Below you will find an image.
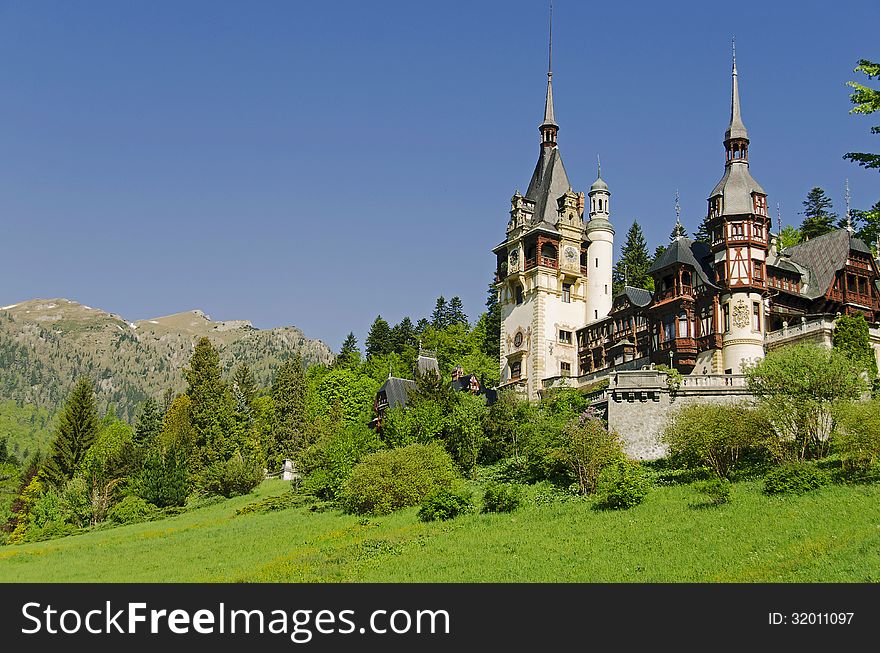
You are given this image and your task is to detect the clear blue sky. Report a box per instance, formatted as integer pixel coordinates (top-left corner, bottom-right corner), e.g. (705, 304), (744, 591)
(0, 0), (877, 351)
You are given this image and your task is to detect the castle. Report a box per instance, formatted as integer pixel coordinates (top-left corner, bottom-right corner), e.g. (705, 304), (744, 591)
(492, 48), (880, 437)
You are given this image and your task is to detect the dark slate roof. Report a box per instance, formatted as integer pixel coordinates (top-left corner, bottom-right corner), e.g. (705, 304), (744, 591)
(378, 377), (416, 410)
(451, 374), (480, 393)
(416, 354), (440, 377)
(525, 146), (570, 230)
(709, 162), (766, 214)
(621, 285), (652, 307)
(785, 228), (862, 300)
(647, 237), (717, 287)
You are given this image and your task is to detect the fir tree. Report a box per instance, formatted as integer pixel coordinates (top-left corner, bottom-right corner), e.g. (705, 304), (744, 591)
(447, 297), (468, 326)
(184, 337), (235, 465)
(231, 363), (258, 408)
(365, 315), (393, 358)
(134, 398), (162, 446)
(799, 187), (837, 240)
(415, 318), (430, 336)
(390, 317), (417, 354)
(161, 387), (174, 415)
(431, 296), (449, 328)
(482, 283), (501, 360)
(271, 356), (306, 462)
(612, 221), (652, 294)
(693, 214), (712, 245)
(43, 377), (99, 488)
(670, 221), (688, 241)
(336, 332), (361, 368)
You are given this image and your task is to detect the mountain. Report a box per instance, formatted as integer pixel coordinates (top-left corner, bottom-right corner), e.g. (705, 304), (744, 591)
(0, 299), (334, 422)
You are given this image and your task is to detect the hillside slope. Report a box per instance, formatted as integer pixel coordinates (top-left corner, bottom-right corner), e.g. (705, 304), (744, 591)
(0, 299), (334, 421)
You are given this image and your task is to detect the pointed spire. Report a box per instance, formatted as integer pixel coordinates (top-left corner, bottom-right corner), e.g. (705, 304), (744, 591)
(725, 38), (749, 142)
(671, 189), (686, 241)
(845, 179), (854, 233)
(540, 2), (558, 131)
(597, 155), (601, 179)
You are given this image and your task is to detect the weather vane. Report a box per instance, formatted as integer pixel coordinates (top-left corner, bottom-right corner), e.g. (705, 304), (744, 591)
(845, 179), (853, 233)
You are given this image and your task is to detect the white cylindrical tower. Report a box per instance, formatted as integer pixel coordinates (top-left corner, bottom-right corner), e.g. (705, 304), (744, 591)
(585, 173), (614, 323)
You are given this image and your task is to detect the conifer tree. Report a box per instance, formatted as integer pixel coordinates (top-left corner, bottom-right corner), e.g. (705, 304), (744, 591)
(43, 377), (99, 488)
(799, 187), (837, 240)
(415, 318), (430, 336)
(482, 283), (501, 360)
(271, 356), (306, 462)
(184, 337), (234, 465)
(336, 332), (361, 367)
(612, 221), (652, 294)
(365, 316), (393, 358)
(134, 398), (162, 446)
(447, 297), (468, 326)
(231, 363), (257, 408)
(431, 296), (449, 328)
(843, 59), (880, 172)
(390, 317), (417, 354)
(693, 214), (711, 245)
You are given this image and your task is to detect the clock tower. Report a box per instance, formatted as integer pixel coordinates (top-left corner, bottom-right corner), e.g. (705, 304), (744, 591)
(493, 60), (599, 400)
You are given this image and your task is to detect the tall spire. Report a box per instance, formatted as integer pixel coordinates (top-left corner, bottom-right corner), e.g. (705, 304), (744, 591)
(845, 179), (854, 233)
(671, 189), (686, 241)
(539, 2), (558, 145)
(725, 38), (749, 143)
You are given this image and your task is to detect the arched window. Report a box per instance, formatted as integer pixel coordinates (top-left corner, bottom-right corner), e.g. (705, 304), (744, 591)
(515, 284), (524, 305)
(540, 243), (557, 260)
(510, 361), (522, 380)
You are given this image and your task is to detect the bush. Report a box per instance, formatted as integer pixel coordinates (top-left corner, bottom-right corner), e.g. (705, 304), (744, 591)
(834, 400), (880, 474)
(138, 446), (190, 508)
(107, 495), (158, 524)
(235, 493), (305, 516)
(482, 482), (524, 513)
(594, 461), (650, 510)
(553, 409), (625, 495)
(662, 403), (763, 479)
(417, 488), (473, 522)
(763, 461), (828, 495)
(299, 422), (382, 500)
(201, 451), (263, 498)
(694, 477), (732, 505)
(342, 443), (458, 515)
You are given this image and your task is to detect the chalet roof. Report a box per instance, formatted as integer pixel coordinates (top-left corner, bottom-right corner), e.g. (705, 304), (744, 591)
(378, 377), (416, 410)
(416, 352), (440, 377)
(784, 228), (872, 300)
(613, 285), (652, 308)
(525, 146), (571, 231)
(647, 237), (717, 288)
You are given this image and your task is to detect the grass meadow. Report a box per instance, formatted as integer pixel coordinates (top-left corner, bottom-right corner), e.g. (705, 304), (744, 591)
(1, 478), (878, 582)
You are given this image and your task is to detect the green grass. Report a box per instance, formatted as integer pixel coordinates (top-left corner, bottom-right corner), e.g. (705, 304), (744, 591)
(1, 479), (878, 582)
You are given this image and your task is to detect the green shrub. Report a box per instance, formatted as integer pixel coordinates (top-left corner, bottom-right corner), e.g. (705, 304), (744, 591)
(235, 493), (305, 516)
(662, 403), (763, 479)
(553, 409), (625, 495)
(763, 462), (828, 495)
(138, 446), (190, 508)
(107, 495), (158, 524)
(694, 477), (732, 505)
(834, 400), (880, 474)
(299, 422), (382, 500)
(594, 461), (650, 510)
(201, 451), (263, 498)
(60, 477), (93, 528)
(342, 443), (458, 515)
(482, 482), (524, 513)
(417, 488), (473, 522)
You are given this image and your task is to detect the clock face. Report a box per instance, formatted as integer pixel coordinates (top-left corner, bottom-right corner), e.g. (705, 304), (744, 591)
(514, 332), (523, 348)
(510, 250), (519, 261)
(564, 246), (578, 261)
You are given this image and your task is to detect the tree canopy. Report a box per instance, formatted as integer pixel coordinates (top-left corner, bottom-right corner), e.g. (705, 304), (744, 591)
(844, 59), (880, 172)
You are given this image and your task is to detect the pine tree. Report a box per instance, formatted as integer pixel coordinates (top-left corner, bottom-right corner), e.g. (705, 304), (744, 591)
(161, 388), (174, 415)
(415, 318), (430, 337)
(271, 356), (306, 463)
(447, 297), (468, 326)
(134, 398), (162, 446)
(693, 214), (712, 244)
(431, 296), (449, 328)
(390, 317), (417, 354)
(43, 377), (99, 488)
(670, 221), (688, 241)
(231, 363), (257, 407)
(851, 201), (880, 248)
(799, 187), (838, 240)
(482, 283), (501, 360)
(365, 316), (393, 358)
(184, 337), (234, 465)
(336, 332), (360, 368)
(612, 221), (652, 294)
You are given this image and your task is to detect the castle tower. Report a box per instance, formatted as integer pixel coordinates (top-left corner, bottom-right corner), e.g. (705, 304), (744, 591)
(493, 44), (591, 400)
(706, 46), (770, 373)
(584, 161), (615, 323)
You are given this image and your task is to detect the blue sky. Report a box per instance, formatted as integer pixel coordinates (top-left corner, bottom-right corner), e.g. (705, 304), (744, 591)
(0, 0), (877, 350)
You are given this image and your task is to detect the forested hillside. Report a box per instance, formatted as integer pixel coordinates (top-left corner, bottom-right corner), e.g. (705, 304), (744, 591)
(0, 299), (334, 421)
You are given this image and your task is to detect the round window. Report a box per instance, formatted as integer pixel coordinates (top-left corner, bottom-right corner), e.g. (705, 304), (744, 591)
(513, 332), (523, 348)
